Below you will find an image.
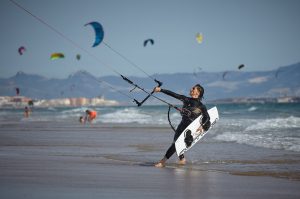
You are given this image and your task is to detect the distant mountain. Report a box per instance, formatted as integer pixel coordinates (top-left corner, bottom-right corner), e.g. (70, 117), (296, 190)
(0, 63), (299, 105)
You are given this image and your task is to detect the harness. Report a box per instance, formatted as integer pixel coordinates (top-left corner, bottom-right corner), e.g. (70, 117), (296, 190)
(167, 106), (200, 133)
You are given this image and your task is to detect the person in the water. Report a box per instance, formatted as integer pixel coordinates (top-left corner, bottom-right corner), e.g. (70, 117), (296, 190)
(79, 109), (97, 124)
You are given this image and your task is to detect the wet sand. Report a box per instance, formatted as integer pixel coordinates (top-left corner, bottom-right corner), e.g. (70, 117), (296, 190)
(0, 121), (300, 199)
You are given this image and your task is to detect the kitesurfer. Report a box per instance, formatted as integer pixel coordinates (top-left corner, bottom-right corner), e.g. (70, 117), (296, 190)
(153, 84), (210, 168)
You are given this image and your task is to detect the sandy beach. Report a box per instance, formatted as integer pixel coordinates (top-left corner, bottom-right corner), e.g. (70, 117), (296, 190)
(0, 120), (299, 199)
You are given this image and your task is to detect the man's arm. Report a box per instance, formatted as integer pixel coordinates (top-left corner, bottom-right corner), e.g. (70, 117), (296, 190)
(153, 87), (186, 101)
(200, 105), (210, 131)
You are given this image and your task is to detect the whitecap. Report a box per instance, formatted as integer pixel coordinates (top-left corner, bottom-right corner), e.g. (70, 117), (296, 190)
(248, 106), (257, 112)
(100, 108), (152, 124)
(214, 131), (300, 152)
(245, 116), (300, 131)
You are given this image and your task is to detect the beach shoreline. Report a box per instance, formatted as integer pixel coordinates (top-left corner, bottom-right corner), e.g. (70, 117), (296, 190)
(0, 121), (299, 198)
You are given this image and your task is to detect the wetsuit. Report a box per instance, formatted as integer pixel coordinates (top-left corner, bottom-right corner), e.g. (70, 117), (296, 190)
(161, 89), (210, 160)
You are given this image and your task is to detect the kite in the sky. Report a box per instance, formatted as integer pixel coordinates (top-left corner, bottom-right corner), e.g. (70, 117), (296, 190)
(222, 71), (229, 80)
(85, 21), (104, 47)
(195, 33), (203, 44)
(238, 64), (245, 70)
(18, 46), (26, 55)
(193, 67), (202, 77)
(143, 39), (154, 47)
(50, 53), (65, 60)
(223, 64), (245, 80)
(76, 54), (81, 60)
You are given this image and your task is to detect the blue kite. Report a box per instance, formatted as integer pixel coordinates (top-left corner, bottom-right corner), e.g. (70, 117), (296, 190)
(85, 21), (104, 47)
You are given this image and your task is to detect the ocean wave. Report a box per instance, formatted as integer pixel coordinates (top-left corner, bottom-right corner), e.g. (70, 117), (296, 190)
(248, 106), (257, 112)
(100, 108), (151, 124)
(57, 107), (97, 120)
(20, 115), (52, 122)
(214, 131), (300, 152)
(98, 107), (182, 125)
(245, 116), (300, 131)
(99, 108), (156, 124)
(214, 116), (300, 152)
(47, 107), (57, 111)
(60, 107), (87, 114)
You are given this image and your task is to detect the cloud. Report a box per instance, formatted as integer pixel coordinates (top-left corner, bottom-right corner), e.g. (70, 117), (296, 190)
(267, 87), (291, 95)
(207, 81), (240, 91)
(248, 76), (268, 84)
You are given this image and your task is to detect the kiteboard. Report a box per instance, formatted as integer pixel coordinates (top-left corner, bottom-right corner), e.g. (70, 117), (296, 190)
(175, 106), (219, 156)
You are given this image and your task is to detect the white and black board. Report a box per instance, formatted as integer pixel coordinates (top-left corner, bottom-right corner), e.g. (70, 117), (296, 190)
(175, 106), (219, 156)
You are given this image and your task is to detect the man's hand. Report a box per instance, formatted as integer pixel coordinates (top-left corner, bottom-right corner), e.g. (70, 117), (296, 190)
(196, 126), (204, 133)
(153, 87), (161, 93)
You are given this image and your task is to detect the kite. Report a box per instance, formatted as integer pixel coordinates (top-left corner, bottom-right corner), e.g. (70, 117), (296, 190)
(222, 71), (229, 80)
(143, 39), (154, 47)
(238, 64), (245, 70)
(193, 67), (202, 77)
(50, 53), (65, 60)
(195, 33), (203, 44)
(76, 54), (81, 60)
(222, 64), (245, 80)
(18, 46), (26, 55)
(85, 21), (104, 47)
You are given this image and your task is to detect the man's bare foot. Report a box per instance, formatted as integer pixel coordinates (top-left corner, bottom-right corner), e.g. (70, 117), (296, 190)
(154, 162), (165, 168)
(178, 158), (186, 165)
(155, 158), (166, 168)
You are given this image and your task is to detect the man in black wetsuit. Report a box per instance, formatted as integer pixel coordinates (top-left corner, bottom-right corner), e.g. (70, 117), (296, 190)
(153, 84), (210, 168)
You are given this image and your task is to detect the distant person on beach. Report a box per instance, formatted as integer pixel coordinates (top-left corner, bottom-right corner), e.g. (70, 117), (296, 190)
(84, 109), (97, 123)
(79, 116), (85, 123)
(153, 84), (210, 168)
(24, 106), (31, 118)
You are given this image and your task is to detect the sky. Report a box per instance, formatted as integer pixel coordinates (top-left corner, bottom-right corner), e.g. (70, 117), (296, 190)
(0, 0), (300, 78)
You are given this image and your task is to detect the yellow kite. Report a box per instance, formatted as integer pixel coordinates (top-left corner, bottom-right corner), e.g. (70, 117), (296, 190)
(196, 33), (203, 44)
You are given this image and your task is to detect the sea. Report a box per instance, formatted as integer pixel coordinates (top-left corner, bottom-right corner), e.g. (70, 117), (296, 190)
(1, 102), (300, 179)
(1, 103), (300, 153)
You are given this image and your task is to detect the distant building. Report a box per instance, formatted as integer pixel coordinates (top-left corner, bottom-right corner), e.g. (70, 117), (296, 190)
(277, 96), (300, 103)
(0, 96), (119, 108)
